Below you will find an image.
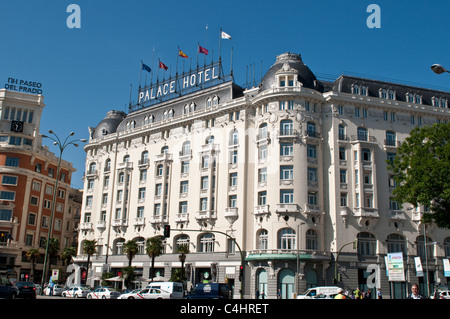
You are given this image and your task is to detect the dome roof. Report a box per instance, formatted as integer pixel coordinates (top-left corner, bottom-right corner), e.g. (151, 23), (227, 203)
(91, 110), (126, 139)
(260, 52), (320, 92)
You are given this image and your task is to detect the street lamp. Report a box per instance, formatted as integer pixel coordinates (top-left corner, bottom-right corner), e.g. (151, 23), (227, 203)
(431, 64), (450, 74)
(39, 130), (86, 295)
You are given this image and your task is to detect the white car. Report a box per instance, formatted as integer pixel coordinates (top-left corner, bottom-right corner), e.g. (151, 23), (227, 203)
(62, 286), (91, 298)
(119, 287), (172, 299)
(431, 290), (450, 299)
(87, 287), (121, 299)
(44, 284), (65, 296)
(118, 289), (141, 299)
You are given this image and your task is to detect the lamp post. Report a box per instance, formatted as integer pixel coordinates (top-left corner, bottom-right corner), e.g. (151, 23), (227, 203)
(431, 64), (450, 74)
(39, 130), (86, 295)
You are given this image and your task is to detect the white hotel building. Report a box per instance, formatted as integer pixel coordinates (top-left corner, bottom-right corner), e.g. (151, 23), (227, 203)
(75, 53), (450, 298)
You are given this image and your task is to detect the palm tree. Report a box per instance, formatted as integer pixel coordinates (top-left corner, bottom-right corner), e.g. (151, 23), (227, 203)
(82, 239), (97, 285)
(26, 248), (40, 283)
(44, 238), (60, 282)
(61, 247), (77, 266)
(123, 239), (139, 267)
(177, 244), (190, 282)
(145, 236), (164, 281)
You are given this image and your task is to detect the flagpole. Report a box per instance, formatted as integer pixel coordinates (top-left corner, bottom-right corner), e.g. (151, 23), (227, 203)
(139, 60), (143, 89)
(219, 27), (222, 61)
(230, 46), (234, 80)
(176, 46), (180, 76)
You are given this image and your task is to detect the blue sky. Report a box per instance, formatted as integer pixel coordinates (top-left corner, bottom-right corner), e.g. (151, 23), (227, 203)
(1, 0), (449, 189)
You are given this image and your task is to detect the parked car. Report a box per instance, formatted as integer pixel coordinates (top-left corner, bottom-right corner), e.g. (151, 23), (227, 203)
(146, 282), (184, 299)
(117, 287), (173, 299)
(186, 283), (231, 299)
(44, 284), (65, 296)
(15, 281), (36, 299)
(118, 289), (141, 299)
(0, 276), (18, 299)
(431, 290), (450, 299)
(296, 286), (341, 299)
(87, 287), (121, 299)
(62, 286), (91, 298)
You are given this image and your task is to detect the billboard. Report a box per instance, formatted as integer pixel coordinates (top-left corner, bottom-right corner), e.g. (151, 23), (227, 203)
(386, 252), (405, 281)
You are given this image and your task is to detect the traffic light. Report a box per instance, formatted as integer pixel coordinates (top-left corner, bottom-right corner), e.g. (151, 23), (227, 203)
(163, 224), (171, 238)
(239, 265), (244, 282)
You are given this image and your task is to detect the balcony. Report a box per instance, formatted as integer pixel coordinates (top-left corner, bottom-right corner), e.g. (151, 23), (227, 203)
(80, 222), (93, 231)
(224, 207), (239, 225)
(195, 210), (217, 222)
(150, 214), (168, 225)
(275, 204), (300, 214)
(388, 210), (406, 221)
(155, 153), (172, 162)
(254, 204), (270, 216)
(117, 162), (133, 170)
(256, 132), (270, 145)
(305, 204), (322, 216)
(133, 217), (146, 227)
(277, 129), (299, 139)
(112, 219), (128, 228)
(175, 213), (189, 223)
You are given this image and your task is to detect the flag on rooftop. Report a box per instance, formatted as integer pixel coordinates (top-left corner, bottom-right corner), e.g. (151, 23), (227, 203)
(198, 45), (209, 55)
(221, 31), (232, 40)
(159, 61), (168, 70)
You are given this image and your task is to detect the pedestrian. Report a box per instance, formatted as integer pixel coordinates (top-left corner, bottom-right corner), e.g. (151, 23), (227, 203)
(377, 288), (382, 299)
(277, 288), (282, 299)
(408, 283), (425, 299)
(334, 288), (347, 299)
(255, 288), (260, 299)
(261, 290), (266, 299)
(364, 288), (371, 299)
(354, 287), (362, 299)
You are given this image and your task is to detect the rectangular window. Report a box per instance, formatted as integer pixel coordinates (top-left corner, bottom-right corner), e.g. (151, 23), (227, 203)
(0, 191), (15, 201)
(180, 181), (188, 194)
(200, 198), (208, 211)
(201, 176), (209, 190)
(340, 193), (347, 206)
(340, 169), (347, 184)
(307, 167), (317, 182)
(5, 157), (19, 167)
(308, 192), (317, 205)
(179, 201), (188, 214)
(229, 172), (238, 186)
(258, 168), (267, 183)
(280, 165), (294, 180)
(2, 175), (17, 185)
(229, 195), (237, 207)
(307, 144), (316, 158)
(258, 191), (267, 205)
(280, 142), (293, 156)
(138, 187), (146, 200)
(280, 189), (294, 204)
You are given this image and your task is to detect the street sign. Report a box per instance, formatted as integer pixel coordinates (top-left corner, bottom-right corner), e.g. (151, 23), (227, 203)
(386, 252), (405, 281)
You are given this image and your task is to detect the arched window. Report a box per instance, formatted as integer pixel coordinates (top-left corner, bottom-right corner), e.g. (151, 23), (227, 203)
(386, 131), (396, 146)
(199, 233), (215, 252)
(113, 238), (125, 255)
(161, 146), (169, 154)
(88, 162), (96, 174)
(257, 229), (268, 250)
(338, 124), (346, 140)
(357, 127), (368, 141)
(175, 235), (190, 253)
(280, 120), (293, 136)
(306, 121), (316, 137)
(181, 141), (191, 156)
(141, 151), (149, 164)
(230, 129), (239, 146)
(357, 232), (377, 256)
(104, 159), (111, 172)
(387, 234), (406, 254)
(278, 269), (295, 299)
(258, 123), (268, 139)
(416, 235), (434, 259)
(306, 229), (318, 251)
(278, 228), (296, 250)
(256, 269), (268, 299)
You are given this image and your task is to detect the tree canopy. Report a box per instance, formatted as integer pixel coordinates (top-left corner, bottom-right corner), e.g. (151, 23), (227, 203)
(389, 122), (450, 228)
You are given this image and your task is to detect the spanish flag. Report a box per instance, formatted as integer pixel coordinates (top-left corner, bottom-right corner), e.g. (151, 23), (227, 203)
(179, 50), (188, 59)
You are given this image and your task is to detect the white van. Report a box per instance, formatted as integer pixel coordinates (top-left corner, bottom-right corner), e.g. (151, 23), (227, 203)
(296, 286), (341, 299)
(146, 281), (184, 299)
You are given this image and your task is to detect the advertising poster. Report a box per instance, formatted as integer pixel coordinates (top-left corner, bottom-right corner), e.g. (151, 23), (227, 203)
(387, 252), (405, 281)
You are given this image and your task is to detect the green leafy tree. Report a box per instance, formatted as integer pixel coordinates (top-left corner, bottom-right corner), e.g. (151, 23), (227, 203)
(177, 244), (190, 281)
(145, 236), (164, 281)
(389, 122), (450, 228)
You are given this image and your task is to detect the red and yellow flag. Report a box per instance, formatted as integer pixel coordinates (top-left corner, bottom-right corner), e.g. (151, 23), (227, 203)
(179, 50), (188, 59)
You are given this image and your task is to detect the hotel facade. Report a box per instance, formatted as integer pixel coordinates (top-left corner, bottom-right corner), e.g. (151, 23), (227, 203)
(75, 53), (450, 298)
(0, 89), (81, 283)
